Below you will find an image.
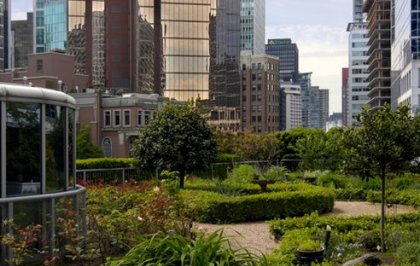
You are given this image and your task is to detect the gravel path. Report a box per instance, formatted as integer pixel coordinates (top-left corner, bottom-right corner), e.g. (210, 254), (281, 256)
(194, 201), (418, 255)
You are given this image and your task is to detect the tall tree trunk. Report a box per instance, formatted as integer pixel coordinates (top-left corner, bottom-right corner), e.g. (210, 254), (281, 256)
(380, 164), (386, 252)
(179, 168), (185, 189)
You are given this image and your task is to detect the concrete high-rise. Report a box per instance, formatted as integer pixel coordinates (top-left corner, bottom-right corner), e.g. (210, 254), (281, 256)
(266, 38), (299, 83)
(390, 0), (420, 114)
(11, 12), (33, 68)
(346, 18), (369, 125)
(0, 0), (10, 70)
(363, 0), (391, 109)
(280, 82), (302, 130)
(299, 72), (312, 128)
(342, 68), (349, 126)
(240, 0), (265, 54)
(239, 51), (280, 133)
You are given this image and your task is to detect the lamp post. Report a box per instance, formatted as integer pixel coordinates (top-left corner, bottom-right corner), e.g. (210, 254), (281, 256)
(58, 80), (63, 92)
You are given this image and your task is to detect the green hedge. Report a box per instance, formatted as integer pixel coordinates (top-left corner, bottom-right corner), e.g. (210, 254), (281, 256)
(182, 187), (335, 223)
(367, 189), (420, 207)
(185, 179), (322, 195)
(268, 212), (420, 240)
(76, 158), (136, 169)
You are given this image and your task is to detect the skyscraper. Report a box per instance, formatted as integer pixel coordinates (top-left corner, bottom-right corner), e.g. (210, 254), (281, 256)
(299, 72), (312, 128)
(0, 0), (10, 70)
(390, 0), (420, 114)
(35, 0), (86, 73)
(266, 38), (299, 83)
(240, 0), (265, 54)
(342, 67), (349, 126)
(280, 82), (302, 130)
(11, 12), (33, 68)
(346, 3), (369, 126)
(363, 0), (391, 109)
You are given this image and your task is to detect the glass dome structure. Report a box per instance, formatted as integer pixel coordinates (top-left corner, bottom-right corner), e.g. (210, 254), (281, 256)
(0, 83), (86, 263)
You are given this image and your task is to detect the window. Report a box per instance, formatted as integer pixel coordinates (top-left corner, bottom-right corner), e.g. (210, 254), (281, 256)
(102, 138), (112, 157)
(144, 111), (151, 125)
(123, 110), (130, 126)
(104, 111), (111, 127)
(137, 110), (143, 125)
(36, 59), (43, 72)
(114, 110), (121, 127)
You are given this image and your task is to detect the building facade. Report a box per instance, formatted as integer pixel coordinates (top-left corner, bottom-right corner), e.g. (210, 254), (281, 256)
(390, 0), (420, 114)
(326, 112), (343, 131)
(11, 12), (33, 68)
(239, 52), (280, 133)
(72, 92), (170, 157)
(240, 0), (265, 54)
(363, 0), (392, 109)
(0, 51), (89, 92)
(342, 68), (349, 126)
(280, 82), (302, 131)
(266, 38), (299, 83)
(0, 0), (10, 70)
(347, 22), (369, 125)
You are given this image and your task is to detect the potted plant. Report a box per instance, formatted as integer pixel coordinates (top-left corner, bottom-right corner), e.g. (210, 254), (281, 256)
(297, 239), (325, 264)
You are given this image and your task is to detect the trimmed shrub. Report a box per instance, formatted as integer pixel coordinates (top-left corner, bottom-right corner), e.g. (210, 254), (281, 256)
(333, 188), (368, 201)
(367, 189), (420, 207)
(182, 187), (335, 223)
(76, 158), (136, 169)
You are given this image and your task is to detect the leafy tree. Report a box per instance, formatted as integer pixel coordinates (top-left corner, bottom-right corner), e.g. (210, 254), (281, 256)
(76, 124), (103, 159)
(233, 132), (282, 166)
(296, 127), (345, 171)
(132, 103), (217, 189)
(343, 104), (419, 251)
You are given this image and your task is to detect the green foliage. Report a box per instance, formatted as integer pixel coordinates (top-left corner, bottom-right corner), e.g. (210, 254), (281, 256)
(317, 172), (350, 189)
(224, 164), (256, 184)
(217, 153), (240, 163)
(182, 186), (335, 223)
(366, 189), (420, 206)
(298, 239), (323, 251)
(395, 242), (420, 266)
(343, 104), (419, 179)
(105, 231), (264, 266)
(296, 128), (345, 171)
(76, 124), (104, 159)
(132, 103), (217, 188)
(76, 158), (135, 169)
(263, 165), (289, 181)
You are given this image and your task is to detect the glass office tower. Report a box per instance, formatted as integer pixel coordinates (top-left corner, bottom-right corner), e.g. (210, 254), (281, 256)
(0, 0), (10, 70)
(35, 0), (88, 74)
(135, 0), (241, 105)
(266, 38), (299, 83)
(390, 0), (420, 114)
(240, 0), (265, 54)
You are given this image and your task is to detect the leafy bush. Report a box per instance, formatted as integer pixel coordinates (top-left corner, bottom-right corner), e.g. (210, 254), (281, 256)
(333, 188), (368, 201)
(395, 242), (420, 266)
(77, 158), (135, 169)
(263, 165), (290, 181)
(182, 187), (335, 223)
(224, 164), (256, 184)
(354, 177), (382, 190)
(105, 231), (264, 266)
(391, 173), (420, 190)
(317, 172), (350, 189)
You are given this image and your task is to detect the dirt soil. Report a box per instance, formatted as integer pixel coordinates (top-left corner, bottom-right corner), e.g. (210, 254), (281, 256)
(194, 201), (418, 255)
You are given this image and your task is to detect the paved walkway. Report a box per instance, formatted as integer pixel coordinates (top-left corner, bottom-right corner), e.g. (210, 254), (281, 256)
(194, 201), (418, 255)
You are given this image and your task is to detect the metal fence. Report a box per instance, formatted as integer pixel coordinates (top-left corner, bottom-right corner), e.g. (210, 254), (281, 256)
(76, 167), (149, 184)
(0, 185), (86, 263)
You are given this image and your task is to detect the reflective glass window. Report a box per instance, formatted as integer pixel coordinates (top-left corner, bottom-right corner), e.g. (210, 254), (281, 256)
(6, 102), (42, 196)
(45, 105), (66, 192)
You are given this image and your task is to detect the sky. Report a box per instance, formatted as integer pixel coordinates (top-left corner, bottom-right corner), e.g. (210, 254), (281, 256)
(12, 0), (351, 114)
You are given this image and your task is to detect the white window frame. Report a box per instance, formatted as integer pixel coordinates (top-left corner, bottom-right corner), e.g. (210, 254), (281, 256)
(137, 110), (143, 126)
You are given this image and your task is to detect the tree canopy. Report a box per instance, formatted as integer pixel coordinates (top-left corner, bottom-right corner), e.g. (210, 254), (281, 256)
(132, 103), (217, 188)
(76, 124), (103, 159)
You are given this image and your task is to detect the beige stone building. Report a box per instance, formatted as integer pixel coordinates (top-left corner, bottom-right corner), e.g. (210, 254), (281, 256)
(240, 52), (280, 133)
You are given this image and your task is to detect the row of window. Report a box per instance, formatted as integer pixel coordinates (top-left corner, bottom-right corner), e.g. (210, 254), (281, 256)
(104, 109), (153, 128)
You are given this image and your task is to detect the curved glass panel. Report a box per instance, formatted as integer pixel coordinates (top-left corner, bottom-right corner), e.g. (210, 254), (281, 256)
(46, 105), (66, 192)
(6, 102), (41, 197)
